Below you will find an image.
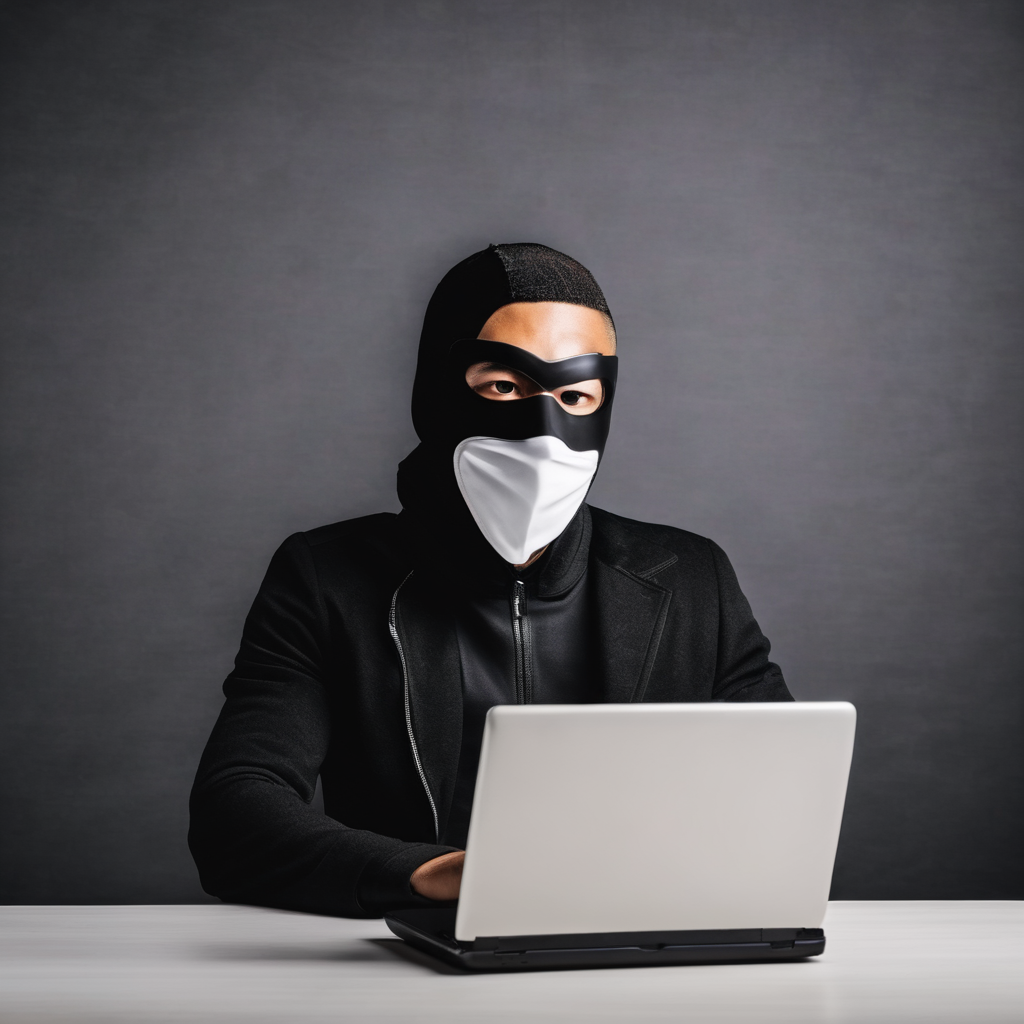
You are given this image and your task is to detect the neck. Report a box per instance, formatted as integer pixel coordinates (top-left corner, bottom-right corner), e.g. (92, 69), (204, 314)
(513, 546), (548, 572)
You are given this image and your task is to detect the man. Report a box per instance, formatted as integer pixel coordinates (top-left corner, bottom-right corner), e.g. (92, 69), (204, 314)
(189, 243), (791, 916)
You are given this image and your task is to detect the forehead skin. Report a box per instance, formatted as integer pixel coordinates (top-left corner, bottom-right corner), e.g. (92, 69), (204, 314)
(476, 301), (616, 361)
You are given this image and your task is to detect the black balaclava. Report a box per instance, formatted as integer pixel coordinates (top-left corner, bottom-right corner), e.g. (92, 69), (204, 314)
(398, 243), (617, 570)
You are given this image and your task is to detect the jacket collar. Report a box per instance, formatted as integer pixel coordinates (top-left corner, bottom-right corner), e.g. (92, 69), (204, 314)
(588, 507), (678, 703)
(533, 503), (591, 598)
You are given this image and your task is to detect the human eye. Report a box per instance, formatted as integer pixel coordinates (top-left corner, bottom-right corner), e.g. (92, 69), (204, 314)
(465, 362), (530, 400)
(555, 379), (604, 415)
(476, 375), (524, 400)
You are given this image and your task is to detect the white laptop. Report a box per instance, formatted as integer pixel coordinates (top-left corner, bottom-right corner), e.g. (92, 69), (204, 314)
(386, 701), (856, 970)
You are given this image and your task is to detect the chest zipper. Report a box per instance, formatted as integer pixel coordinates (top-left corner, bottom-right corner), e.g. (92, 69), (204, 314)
(388, 571), (440, 843)
(511, 580), (534, 705)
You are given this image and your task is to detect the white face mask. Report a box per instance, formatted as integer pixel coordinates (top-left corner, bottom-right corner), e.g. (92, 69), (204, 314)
(453, 435), (599, 565)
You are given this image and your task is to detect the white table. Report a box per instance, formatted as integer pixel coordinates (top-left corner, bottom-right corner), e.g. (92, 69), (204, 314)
(1, 902), (1021, 1022)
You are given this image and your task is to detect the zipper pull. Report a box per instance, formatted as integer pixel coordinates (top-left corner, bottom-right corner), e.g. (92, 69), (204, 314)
(513, 580), (527, 618)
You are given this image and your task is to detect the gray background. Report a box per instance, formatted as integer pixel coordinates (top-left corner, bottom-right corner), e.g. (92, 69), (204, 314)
(1, 0), (1021, 904)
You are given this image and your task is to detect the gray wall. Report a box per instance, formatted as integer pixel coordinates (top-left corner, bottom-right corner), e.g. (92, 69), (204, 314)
(1, 0), (1021, 903)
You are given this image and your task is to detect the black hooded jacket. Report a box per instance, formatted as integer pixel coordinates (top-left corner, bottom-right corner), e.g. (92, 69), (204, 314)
(188, 245), (792, 917)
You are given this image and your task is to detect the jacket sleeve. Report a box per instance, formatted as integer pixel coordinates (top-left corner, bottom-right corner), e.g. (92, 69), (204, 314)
(706, 539), (794, 702)
(188, 533), (456, 917)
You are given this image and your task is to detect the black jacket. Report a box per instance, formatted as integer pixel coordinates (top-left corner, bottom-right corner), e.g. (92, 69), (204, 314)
(189, 505), (791, 917)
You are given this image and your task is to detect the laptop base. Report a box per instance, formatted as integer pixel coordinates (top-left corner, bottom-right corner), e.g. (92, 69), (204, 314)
(384, 908), (825, 972)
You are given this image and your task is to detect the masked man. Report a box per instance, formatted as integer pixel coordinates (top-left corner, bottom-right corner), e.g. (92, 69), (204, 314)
(189, 243), (792, 916)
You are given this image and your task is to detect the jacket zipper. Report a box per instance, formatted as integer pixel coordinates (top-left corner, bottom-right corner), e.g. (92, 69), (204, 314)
(388, 571), (440, 843)
(511, 580), (534, 704)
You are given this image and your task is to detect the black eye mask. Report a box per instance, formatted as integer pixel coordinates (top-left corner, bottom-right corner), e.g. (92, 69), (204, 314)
(443, 339), (619, 455)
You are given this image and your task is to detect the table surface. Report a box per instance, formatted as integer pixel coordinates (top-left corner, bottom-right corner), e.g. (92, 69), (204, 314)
(0, 902), (1021, 1023)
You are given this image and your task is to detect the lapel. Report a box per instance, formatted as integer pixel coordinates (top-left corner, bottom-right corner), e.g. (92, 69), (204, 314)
(392, 570), (463, 842)
(590, 511), (677, 703)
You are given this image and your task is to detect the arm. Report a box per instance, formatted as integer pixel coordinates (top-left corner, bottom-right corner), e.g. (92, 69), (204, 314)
(706, 539), (793, 702)
(188, 534), (456, 917)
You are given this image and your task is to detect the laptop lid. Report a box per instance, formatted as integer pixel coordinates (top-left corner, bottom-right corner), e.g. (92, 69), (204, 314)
(455, 701), (856, 942)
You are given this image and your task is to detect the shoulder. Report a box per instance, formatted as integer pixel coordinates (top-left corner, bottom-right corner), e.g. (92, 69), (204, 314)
(587, 505), (725, 575)
(300, 512), (400, 550)
(588, 505), (711, 553)
(270, 512), (408, 585)
(587, 506), (744, 601)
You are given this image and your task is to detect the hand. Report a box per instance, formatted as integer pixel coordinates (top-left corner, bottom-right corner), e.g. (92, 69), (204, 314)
(410, 851), (465, 901)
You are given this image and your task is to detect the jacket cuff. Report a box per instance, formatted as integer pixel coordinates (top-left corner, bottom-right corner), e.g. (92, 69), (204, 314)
(356, 842), (459, 916)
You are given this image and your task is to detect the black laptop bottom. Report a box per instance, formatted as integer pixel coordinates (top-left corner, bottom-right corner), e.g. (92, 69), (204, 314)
(384, 908), (825, 972)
